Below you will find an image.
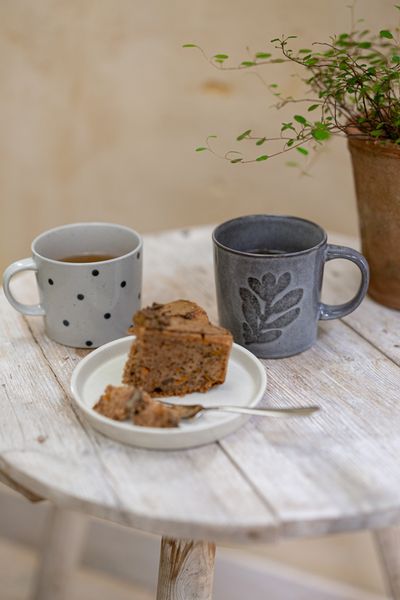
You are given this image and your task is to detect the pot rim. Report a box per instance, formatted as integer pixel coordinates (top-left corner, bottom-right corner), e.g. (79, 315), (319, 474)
(347, 127), (400, 158)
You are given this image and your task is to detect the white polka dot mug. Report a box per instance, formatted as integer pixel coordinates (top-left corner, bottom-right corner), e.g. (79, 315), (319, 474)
(2, 222), (143, 348)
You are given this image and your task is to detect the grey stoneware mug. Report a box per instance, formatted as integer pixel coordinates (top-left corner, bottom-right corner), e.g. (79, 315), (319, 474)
(2, 222), (142, 348)
(213, 215), (369, 358)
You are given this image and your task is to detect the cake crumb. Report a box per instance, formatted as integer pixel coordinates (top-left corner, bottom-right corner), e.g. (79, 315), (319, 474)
(94, 385), (180, 428)
(93, 385), (134, 421)
(133, 394), (180, 428)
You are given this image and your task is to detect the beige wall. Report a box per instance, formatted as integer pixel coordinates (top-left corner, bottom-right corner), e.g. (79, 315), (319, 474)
(0, 0), (393, 270)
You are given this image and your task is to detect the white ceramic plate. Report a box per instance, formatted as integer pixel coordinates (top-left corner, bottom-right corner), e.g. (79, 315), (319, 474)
(70, 336), (267, 450)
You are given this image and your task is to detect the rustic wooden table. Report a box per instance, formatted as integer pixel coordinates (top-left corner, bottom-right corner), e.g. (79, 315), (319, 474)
(1, 226), (400, 600)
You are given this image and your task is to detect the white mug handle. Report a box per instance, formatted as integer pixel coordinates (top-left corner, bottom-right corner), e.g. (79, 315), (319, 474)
(2, 258), (45, 316)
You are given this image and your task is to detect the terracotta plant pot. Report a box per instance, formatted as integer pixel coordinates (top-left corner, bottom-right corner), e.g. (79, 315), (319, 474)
(348, 136), (400, 310)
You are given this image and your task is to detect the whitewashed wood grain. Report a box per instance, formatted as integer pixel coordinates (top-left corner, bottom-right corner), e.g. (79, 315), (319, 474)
(0, 488), (385, 600)
(319, 231), (400, 367)
(1, 226), (400, 544)
(0, 468), (42, 502)
(143, 227), (400, 538)
(156, 538), (215, 600)
(0, 275), (276, 543)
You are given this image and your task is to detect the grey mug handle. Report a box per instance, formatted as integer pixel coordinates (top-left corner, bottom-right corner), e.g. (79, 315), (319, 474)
(319, 244), (369, 320)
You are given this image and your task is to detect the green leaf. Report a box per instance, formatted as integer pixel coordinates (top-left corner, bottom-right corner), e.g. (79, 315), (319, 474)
(281, 122), (295, 132)
(269, 83), (278, 88)
(311, 124), (331, 141)
(256, 155), (269, 161)
(294, 115), (307, 125)
(182, 43), (197, 48)
(380, 30), (394, 39)
(357, 42), (372, 49)
(195, 147), (207, 152)
(287, 139), (295, 147)
(214, 59), (224, 63)
(255, 52), (271, 59)
(307, 104), (320, 112)
(230, 158), (243, 163)
(237, 129), (252, 141)
(214, 54), (229, 59)
(241, 61), (256, 67)
(392, 55), (400, 63)
(396, 4), (400, 9)
(286, 161), (299, 167)
(296, 147), (309, 156)
(299, 48), (312, 53)
(305, 57), (318, 66)
(256, 137), (267, 146)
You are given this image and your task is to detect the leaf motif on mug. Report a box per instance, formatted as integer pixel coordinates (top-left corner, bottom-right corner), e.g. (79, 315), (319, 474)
(275, 272), (291, 295)
(256, 330), (282, 343)
(242, 322), (256, 344)
(271, 289), (304, 314)
(239, 271), (303, 346)
(260, 272), (276, 302)
(239, 287), (261, 334)
(248, 277), (262, 297)
(263, 307), (300, 330)
(262, 272), (276, 288)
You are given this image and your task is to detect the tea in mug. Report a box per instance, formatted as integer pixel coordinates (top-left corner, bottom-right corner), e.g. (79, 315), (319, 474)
(58, 254), (117, 263)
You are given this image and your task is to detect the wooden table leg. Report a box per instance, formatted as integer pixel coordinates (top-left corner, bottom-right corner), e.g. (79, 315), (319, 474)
(32, 505), (87, 600)
(156, 537), (216, 600)
(374, 526), (400, 599)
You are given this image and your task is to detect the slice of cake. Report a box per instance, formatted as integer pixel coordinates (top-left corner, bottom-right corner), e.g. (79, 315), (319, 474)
(123, 300), (233, 397)
(93, 384), (180, 428)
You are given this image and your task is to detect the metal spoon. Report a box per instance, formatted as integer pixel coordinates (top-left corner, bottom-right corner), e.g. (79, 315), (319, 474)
(159, 402), (319, 420)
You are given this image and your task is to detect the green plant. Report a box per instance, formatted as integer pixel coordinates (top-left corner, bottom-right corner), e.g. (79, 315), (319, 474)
(184, 6), (400, 164)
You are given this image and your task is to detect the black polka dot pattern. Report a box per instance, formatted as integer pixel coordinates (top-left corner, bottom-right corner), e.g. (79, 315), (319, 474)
(53, 270), (136, 348)
(137, 252), (140, 260)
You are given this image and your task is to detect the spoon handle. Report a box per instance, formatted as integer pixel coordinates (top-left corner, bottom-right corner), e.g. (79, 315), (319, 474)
(204, 405), (320, 417)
